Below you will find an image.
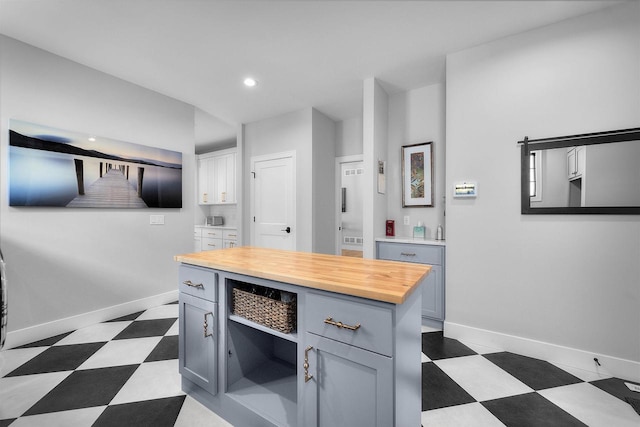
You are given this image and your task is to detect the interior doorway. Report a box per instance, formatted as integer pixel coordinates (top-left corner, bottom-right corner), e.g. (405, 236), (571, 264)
(251, 152), (296, 250)
(335, 155), (364, 257)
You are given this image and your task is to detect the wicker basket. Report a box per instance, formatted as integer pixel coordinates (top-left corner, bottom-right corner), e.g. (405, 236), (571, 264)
(232, 288), (296, 334)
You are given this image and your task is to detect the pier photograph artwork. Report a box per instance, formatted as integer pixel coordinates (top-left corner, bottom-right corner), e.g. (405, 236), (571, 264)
(8, 120), (182, 208)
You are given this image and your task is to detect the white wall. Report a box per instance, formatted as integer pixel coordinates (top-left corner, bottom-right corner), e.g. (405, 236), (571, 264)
(336, 116), (363, 158)
(387, 84), (446, 239)
(312, 109), (336, 254)
(362, 78), (388, 258)
(445, 3), (640, 380)
(0, 36), (195, 347)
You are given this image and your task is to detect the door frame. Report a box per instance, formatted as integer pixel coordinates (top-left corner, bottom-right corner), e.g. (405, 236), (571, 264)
(335, 154), (364, 255)
(250, 150), (296, 249)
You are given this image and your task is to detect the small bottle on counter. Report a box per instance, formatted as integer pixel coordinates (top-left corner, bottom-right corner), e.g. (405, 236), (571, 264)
(436, 224), (444, 240)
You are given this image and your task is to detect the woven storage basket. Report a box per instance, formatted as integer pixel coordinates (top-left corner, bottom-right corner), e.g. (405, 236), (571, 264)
(232, 288), (296, 334)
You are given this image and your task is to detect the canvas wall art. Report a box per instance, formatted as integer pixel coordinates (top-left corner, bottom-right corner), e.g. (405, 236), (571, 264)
(402, 142), (433, 207)
(9, 120), (182, 208)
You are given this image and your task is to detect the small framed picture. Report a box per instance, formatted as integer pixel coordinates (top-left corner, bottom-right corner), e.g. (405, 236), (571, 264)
(402, 142), (433, 207)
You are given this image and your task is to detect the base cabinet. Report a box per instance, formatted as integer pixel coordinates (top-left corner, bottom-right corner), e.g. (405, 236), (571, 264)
(302, 333), (393, 427)
(179, 293), (217, 396)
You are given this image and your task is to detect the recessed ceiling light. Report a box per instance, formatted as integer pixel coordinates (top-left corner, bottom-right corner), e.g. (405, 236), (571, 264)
(88, 137), (96, 142)
(243, 77), (257, 87)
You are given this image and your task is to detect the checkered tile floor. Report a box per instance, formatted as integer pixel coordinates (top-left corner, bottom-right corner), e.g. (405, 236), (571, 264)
(1, 304), (639, 426)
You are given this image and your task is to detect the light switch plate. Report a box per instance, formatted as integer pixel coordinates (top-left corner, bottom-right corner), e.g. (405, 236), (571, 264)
(403, 216), (410, 225)
(150, 215), (165, 225)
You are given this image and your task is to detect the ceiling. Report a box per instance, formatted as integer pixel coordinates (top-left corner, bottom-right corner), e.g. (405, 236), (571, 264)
(0, 1), (624, 148)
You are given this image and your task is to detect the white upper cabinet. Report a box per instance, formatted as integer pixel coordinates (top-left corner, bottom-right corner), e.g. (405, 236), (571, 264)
(198, 148), (236, 205)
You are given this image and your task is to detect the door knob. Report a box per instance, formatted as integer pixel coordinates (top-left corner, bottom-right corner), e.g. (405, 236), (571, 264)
(281, 226), (291, 233)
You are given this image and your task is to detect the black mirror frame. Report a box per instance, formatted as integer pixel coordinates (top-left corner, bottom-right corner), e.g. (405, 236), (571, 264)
(520, 127), (640, 215)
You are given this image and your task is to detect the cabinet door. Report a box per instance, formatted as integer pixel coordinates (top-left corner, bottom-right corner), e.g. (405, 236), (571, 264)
(302, 333), (393, 427)
(197, 157), (215, 204)
(179, 293), (217, 396)
(213, 153), (236, 203)
(422, 264), (444, 320)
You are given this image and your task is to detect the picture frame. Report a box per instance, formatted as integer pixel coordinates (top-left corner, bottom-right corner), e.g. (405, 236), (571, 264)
(402, 142), (433, 207)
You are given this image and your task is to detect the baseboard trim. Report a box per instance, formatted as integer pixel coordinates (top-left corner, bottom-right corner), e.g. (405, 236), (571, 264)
(4, 290), (178, 349)
(444, 321), (640, 383)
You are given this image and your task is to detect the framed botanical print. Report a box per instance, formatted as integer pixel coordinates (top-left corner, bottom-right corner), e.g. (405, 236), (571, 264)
(402, 142), (433, 207)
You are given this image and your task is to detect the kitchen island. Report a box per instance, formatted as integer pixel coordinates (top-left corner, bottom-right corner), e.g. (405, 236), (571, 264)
(175, 246), (431, 427)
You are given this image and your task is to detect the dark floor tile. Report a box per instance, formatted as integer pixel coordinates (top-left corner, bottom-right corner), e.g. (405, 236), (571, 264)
(422, 331), (476, 360)
(113, 319), (176, 340)
(145, 335), (178, 362)
(5, 342), (106, 377)
(93, 395), (186, 427)
(23, 365), (139, 416)
(0, 419), (16, 427)
(106, 310), (145, 322)
(484, 352), (582, 390)
(482, 392), (587, 427)
(422, 361), (476, 411)
(590, 377), (640, 402)
(15, 331), (74, 348)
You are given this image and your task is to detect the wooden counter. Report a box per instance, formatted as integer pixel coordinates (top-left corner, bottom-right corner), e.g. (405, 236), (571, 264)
(174, 246), (430, 304)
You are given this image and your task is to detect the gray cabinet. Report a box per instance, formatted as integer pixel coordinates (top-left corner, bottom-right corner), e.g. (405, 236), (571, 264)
(376, 240), (445, 325)
(302, 333), (393, 427)
(178, 265), (218, 396)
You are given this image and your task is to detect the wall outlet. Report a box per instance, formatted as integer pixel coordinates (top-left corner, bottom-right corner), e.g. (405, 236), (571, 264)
(403, 215), (410, 225)
(150, 215), (165, 225)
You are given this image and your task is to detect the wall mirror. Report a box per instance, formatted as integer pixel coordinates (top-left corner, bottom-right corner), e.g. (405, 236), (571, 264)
(519, 127), (640, 214)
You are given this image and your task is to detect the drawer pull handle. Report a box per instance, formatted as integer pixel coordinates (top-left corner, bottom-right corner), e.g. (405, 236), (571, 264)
(304, 346), (313, 383)
(400, 252), (416, 257)
(324, 317), (361, 331)
(204, 312), (213, 338)
(183, 280), (204, 289)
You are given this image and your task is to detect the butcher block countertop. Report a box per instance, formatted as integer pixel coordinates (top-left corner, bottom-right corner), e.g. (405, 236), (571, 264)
(174, 246), (431, 304)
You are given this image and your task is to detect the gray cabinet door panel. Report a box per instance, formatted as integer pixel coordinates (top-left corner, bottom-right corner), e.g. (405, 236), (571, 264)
(303, 333), (393, 427)
(422, 264), (443, 320)
(179, 293), (217, 396)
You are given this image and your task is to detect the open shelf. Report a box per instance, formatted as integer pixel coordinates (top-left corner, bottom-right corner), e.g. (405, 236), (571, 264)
(227, 357), (297, 427)
(226, 320), (298, 427)
(228, 314), (298, 343)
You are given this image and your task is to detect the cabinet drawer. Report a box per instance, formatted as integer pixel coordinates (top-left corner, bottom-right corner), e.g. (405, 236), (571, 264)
(179, 265), (217, 301)
(202, 228), (222, 238)
(377, 242), (443, 265)
(202, 237), (223, 251)
(223, 229), (237, 241)
(306, 292), (392, 356)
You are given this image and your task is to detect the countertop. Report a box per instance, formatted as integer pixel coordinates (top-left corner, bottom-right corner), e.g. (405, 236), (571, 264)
(175, 246), (431, 304)
(195, 225), (237, 229)
(376, 237), (446, 246)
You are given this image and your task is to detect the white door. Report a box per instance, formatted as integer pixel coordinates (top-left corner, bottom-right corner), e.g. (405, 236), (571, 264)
(251, 153), (296, 250)
(335, 157), (364, 257)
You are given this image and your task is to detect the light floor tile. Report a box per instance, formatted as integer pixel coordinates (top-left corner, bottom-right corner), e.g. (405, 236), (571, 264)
(435, 355), (533, 402)
(136, 304), (179, 320)
(549, 362), (612, 383)
(539, 382), (640, 427)
(422, 352), (431, 363)
(422, 325), (441, 333)
(54, 322), (131, 346)
(459, 340), (502, 355)
(174, 395), (234, 427)
(165, 319), (179, 336)
(0, 347), (48, 377)
(77, 337), (162, 370)
(421, 402), (505, 427)
(0, 371), (71, 418)
(109, 359), (184, 405)
(9, 406), (106, 427)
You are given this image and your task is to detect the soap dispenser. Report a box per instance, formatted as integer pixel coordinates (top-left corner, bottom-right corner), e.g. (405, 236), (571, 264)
(436, 224), (444, 241)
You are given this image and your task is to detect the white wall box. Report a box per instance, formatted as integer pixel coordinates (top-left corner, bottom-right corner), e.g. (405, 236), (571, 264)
(376, 239), (445, 328)
(198, 148), (237, 205)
